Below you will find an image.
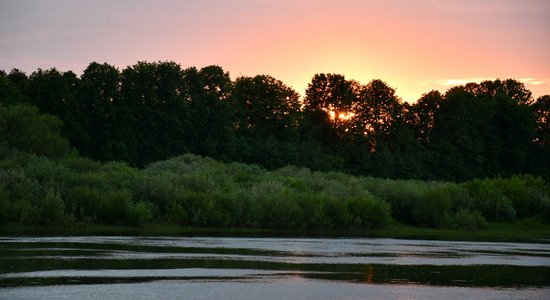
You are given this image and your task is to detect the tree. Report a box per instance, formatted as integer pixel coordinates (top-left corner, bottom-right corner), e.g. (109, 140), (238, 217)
(232, 75), (301, 139)
(120, 61), (189, 165)
(531, 95), (550, 145)
(429, 87), (489, 180)
(26, 68), (79, 118)
(464, 79), (533, 105)
(0, 104), (71, 158)
(7, 69), (29, 93)
(77, 62), (120, 160)
(0, 71), (27, 105)
(184, 65), (233, 158)
(231, 75), (302, 168)
(354, 79), (404, 152)
(529, 95), (550, 180)
(406, 90), (443, 142)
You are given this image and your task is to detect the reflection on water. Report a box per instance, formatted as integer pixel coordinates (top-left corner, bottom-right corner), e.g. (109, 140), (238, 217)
(1, 236), (549, 299)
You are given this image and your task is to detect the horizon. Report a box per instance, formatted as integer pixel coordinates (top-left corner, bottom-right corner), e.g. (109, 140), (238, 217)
(1, 0), (549, 102)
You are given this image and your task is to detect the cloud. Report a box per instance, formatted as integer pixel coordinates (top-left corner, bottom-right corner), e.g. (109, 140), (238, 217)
(422, 78), (492, 86)
(518, 78), (548, 86)
(423, 77), (550, 87)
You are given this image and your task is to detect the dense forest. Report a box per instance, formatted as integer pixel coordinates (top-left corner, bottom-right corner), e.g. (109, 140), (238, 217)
(1, 62), (548, 181)
(0, 61), (549, 230)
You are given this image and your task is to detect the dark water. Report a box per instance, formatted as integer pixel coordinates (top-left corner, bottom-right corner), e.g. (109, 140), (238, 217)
(1, 236), (549, 299)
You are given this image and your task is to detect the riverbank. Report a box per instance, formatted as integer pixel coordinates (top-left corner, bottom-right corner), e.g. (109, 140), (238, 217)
(1, 221), (549, 243)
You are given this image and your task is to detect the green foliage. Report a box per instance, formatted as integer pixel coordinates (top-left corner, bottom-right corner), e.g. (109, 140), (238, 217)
(411, 187), (453, 228)
(38, 189), (65, 225)
(3, 61), (548, 182)
(0, 86), (548, 231)
(465, 179), (516, 221)
(128, 201), (153, 227)
(65, 186), (101, 222)
(347, 195), (391, 229)
(0, 104), (71, 158)
(0, 185), (9, 223)
(452, 209), (487, 230)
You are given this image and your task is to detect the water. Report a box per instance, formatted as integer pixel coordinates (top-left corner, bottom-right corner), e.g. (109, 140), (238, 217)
(1, 236), (549, 299)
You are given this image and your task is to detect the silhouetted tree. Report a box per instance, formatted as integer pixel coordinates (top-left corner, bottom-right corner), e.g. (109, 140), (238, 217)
(406, 90), (443, 142)
(184, 65), (233, 158)
(532, 95), (550, 145)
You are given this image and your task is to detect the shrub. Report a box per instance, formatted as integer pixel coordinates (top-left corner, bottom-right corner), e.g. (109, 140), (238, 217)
(412, 187), (453, 228)
(0, 169), (43, 204)
(100, 190), (134, 225)
(10, 200), (38, 223)
(452, 209), (487, 230)
(493, 175), (549, 220)
(257, 193), (303, 228)
(38, 189), (65, 225)
(323, 197), (350, 228)
(173, 191), (209, 226)
(347, 195), (391, 229)
(465, 179), (516, 221)
(65, 186), (101, 222)
(367, 179), (429, 224)
(60, 156), (102, 172)
(0, 185), (9, 223)
(0, 104), (71, 158)
(102, 161), (138, 190)
(294, 193), (326, 229)
(133, 174), (178, 217)
(128, 201), (152, 227)
(209, 193), (239, 227)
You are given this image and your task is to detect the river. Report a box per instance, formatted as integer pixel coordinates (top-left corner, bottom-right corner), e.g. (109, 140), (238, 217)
(1, 236), (549, 299)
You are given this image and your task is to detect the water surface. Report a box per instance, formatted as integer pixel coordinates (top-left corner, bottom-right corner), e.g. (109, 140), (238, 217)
(1, 236), (549, 299)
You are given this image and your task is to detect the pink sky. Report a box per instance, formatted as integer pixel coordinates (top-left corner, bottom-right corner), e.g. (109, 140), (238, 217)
(1, 0), (549, 102)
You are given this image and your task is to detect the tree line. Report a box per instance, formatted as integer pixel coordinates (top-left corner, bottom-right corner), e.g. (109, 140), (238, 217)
(1, 61), (549, 181)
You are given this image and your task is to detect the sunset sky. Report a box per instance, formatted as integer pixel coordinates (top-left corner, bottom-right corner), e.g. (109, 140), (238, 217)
(1, 0), (549, 102)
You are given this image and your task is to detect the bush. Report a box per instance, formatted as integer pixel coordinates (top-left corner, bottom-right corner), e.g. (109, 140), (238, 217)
(493, 175), (549, 220)
(128, 202), (152, 227)
(0, 104), (71, 158)
(365, 179), (429, 224)
(465, 179), (516, 221)
(10, 200), (38, 223)
(100, 190), (134, 225)
(60, 156), (102, 172)
(102, 161), (138, 190)
(0, 185), (9, 223)
(65, 186), (101, 222)
(133, 174), (178, 217)
(0, 169), (43, 204)
(322, 197), (350, 228)
(208, 193), (239, 227)
(172, 191), (209, 226)
(412, 187), (453, 228)
(347, 195), (391, 229)
(38, 189), (65, 225)
(452, 209), (487, 230)
(257, 192), (303, 228)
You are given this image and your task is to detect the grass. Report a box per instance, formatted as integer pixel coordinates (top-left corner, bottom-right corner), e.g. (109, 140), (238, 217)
(1, 221), (549, 243)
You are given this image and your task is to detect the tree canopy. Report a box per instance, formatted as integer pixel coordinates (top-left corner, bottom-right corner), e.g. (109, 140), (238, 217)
(1, 62), (548, 181)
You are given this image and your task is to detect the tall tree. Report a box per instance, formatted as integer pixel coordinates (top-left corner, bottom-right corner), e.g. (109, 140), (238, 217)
(531, 95), (550, 145)
(406, 90), (443, 142)
(231, 75), (301, 168)
(354, 79), (403, 152)
(232, 75), (300, 138)
(77, 62), (120, 160)
(120, 61), (189, 165)
(184, 65), (233, 158)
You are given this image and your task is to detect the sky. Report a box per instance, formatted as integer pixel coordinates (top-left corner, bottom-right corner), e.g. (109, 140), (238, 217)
(1, 0), (549, 102)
